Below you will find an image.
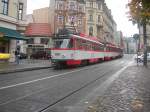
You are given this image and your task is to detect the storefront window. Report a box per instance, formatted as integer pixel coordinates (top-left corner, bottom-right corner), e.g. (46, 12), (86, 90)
(0, 38), (9, 53)
(27, 38), (34, 44)
(40, 38), (49, 44)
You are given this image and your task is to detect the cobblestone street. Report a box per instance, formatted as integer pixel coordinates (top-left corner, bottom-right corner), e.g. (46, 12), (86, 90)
(87, 63), (150, 112)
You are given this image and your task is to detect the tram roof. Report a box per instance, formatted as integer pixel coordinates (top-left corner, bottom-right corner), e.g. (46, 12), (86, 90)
(72, 34), (104, 45)
(53, 28), (103, 45)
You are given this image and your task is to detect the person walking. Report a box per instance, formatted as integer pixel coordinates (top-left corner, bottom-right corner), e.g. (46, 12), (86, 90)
(15, 50), (20, 64)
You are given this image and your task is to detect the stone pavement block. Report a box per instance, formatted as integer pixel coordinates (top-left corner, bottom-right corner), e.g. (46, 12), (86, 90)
(85, 62), (150, 112)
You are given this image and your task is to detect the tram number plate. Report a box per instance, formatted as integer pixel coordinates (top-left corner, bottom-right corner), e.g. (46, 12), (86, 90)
(55, 53), (60, 56)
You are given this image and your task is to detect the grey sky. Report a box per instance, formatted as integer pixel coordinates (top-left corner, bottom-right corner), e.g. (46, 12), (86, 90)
(27, 0), (138, 37)
(105, 0), (138, 37)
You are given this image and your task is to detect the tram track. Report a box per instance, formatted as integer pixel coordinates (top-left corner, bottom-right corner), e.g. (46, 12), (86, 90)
(38, 61), (128, 112)
(0, 57), (132, 112)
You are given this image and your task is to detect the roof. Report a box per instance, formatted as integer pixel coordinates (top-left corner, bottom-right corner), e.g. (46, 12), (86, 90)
(25, 23), (52, 37)
(0, 27), (27, 40)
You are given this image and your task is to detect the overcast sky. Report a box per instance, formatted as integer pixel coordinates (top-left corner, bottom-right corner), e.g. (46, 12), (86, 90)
(27, 0), (138, 37)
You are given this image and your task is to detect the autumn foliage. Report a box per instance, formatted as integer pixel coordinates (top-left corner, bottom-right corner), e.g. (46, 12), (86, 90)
(128, 0), (150, 23)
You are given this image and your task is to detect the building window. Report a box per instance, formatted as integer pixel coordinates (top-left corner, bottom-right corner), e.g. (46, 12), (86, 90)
(18, 3), (23, 20)
(27, 38), (34, 44)
(69, 2), (75, 10)
(89, 2), (93, 8)
(69, 16), (75, 24)
(58, 3), (63, 10)
(2, 0), (9, 15)
(78, 19), (82, 25)
(40, 38), (49, 44)
(98, 15), (100, 22)
(89, 15), (93, 21)
(79, 6), (82, 12)
(89, 27), (93, 36)
(58, 15), (63, 24)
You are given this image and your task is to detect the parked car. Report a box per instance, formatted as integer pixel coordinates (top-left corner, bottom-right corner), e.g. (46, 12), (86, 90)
(134, 54), (143, 62)
(19, 53), (27, 59)
(139, 53), (150, 62)
(30, 51), (51, 59)
(135, 53), (150, 62)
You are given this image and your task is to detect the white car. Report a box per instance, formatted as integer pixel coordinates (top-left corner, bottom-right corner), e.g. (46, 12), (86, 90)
(137, 53), (150, 62)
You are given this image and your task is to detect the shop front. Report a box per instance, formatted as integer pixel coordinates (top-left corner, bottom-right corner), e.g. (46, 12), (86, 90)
(0, 27), (27, 62)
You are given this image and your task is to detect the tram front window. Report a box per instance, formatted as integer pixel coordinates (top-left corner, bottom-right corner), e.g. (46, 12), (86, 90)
(53, 39), (73, 48)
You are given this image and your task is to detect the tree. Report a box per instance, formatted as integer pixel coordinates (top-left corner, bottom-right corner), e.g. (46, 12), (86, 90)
(128, 0), (150, 66)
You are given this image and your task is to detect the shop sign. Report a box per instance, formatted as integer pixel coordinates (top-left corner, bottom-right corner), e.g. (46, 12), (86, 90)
(0, 33), (4, 38)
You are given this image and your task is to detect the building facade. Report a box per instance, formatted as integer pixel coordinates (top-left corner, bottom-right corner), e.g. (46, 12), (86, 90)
(48, 0), (118, 46)
(114, 31), (124, 48)
(85, 0), (103, 39)
(25, 23), (52, 57)
(0, 0), (27, 62)
(85, 0), (116, 44)
(50, 0), (86, 34)
(32, 7), (50, 24)
(124, 37), (136, 54)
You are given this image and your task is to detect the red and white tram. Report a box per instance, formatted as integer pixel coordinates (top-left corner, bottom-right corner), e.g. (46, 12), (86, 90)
(51, 30), (123, 69)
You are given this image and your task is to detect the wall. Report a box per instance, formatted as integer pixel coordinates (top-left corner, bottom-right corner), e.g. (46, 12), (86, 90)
(33, 7), (49, 23)
(0, 0), (27, 62)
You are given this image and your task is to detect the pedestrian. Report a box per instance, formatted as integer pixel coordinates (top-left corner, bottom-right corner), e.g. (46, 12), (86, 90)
(15, 50), (20, 64)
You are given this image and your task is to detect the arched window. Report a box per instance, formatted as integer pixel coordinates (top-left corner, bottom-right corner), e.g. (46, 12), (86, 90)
(89, 27), (93, 36)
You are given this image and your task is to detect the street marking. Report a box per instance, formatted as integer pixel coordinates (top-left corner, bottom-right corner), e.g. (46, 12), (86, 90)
(0, 61), (122, 106)
(0, 67), (89, 90)
(0, 59), (132, 91)
(0, 60), (132, 106)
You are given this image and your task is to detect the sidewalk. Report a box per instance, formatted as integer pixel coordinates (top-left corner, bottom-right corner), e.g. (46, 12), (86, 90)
(86, 62), (150, 112)
(0, 59), (52, 74)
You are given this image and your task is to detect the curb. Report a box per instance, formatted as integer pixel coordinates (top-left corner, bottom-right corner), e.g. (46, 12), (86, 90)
(0, 66), (52, 74)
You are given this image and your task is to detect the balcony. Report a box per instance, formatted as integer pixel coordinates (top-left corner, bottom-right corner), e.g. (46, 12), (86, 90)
(96, 21), (103, 27)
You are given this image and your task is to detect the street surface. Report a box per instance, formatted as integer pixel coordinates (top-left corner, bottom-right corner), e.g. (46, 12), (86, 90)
(0, 55), (134, 112)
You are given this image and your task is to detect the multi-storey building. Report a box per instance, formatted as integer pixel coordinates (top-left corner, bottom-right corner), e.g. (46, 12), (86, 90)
(50, 0), (86, 34)
(85, 0), (116, 44)
(124, 37), (136, 54)
(25, 23), (52, 56)
(49, 0), (118, 45)
(0, 0), (27, 62)
(86, 0), (102, 38)
(32, 7), (50, 24)
(115, 31), (124, 48)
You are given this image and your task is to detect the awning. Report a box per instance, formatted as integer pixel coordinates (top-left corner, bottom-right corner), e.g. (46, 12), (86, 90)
(0, 27), (27, 40)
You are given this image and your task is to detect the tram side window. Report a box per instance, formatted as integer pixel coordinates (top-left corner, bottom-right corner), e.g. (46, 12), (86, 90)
(82, 40), (86, 50)
(86, 40), (90, 50)
(76, 39), (82, 49)
(53, 40), (63, 48)
(68, 39), (73, 48)
(101, 45), (104, 51)
(106, 46), (110, 51)
(53, 39), (72, 48)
